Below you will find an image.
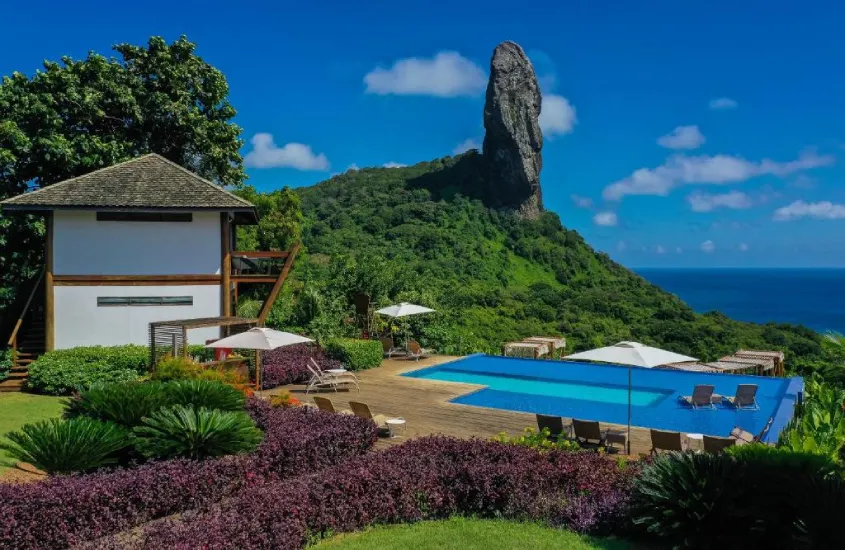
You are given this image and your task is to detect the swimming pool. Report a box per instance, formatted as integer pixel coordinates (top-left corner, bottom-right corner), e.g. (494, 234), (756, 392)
(403, 354), (803, 443)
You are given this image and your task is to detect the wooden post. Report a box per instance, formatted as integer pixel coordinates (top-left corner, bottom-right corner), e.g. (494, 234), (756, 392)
(255, 349), (261, 390)
(45, 212), (55, 351)
(182, 327), (189, 359)
(221, 214), (232, 323)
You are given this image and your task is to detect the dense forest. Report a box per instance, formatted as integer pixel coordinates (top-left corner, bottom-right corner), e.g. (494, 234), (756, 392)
(248, 153), (835, 375)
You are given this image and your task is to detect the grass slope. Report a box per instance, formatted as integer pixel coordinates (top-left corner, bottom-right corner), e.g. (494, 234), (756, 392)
(290, 153), (821, 362)
(313, 517), (631, 549)
(0, 393), (64, 471)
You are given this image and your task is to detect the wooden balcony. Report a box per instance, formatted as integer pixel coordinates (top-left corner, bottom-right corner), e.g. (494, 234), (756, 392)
(231, 250), (290, 283)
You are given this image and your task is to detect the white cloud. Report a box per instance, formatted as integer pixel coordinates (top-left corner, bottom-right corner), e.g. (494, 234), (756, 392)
(773, 200), (845, 221)
(709, 97), (738, 110)
(571, 194), (593, 209)
(364, 51), (486, 97)
(739, 243), (749, 251)
(687, 191), (753, 212)
(676, 247), (683, 254)
(593, 211), (618, 226)
(700, 240), (716, 253)
(346, 163), (360, 172)
(383, 162), (407, 168)
(244, 133), (330, 171)
(540, 94), (577, 137)
(657, 125), (706, 150)
(616, 240), (627, 251)
(655, 245), (666, 254)
(790, 174), (816, 189)
(453, 138), (481, 155)
(603, 150), (834, 201)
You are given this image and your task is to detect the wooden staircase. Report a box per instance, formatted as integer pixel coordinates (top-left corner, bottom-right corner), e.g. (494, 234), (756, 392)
(2, 273), (45, 392)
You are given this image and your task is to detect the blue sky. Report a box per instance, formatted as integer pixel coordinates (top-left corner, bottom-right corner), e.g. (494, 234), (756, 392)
(3, 0), (845, 268)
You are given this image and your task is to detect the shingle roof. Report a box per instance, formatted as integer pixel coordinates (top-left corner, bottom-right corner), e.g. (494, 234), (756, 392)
(1, 154), (256, 218)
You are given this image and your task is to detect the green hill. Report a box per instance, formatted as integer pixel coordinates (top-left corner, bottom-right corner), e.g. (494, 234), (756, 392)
(263, 152), (822, 364)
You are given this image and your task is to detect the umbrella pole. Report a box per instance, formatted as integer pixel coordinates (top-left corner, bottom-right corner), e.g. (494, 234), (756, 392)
(627, 366), (632, 455)
(255, 349), (261, 390)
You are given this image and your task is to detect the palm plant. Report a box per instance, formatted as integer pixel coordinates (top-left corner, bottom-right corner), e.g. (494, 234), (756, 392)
(164, 379), (246, 411)
(132, 405), (262, 460)
(64, 381), (170, 427)
(0, 417), (130, 474)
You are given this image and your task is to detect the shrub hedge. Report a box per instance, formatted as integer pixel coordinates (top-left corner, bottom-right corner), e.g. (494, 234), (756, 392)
(0, 400), (378, 549)
(124, 437), (639, 549)
(260, 344), (342, 389)
(26, 345), (148, 395)
(0, 348), (12, 380)
(325, 338), (383, 371)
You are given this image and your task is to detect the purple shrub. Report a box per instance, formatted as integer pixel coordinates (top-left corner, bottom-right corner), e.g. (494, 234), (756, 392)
(127, 437), (640, 549)
(260, 344), (342, 389)
(0, 399), (377, 549)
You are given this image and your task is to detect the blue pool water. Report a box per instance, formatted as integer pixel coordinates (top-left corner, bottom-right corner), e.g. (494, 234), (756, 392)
(403, 355), (803, 442)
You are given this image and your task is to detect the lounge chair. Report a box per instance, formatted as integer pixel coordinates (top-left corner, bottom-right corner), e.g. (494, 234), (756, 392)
(407, 339), (434, 361)
(536, 414), (570, 440)
(312, 396), (354, 415)
(572, 419), (626, 450)
(649, 429), (686, 454)
(724, 384), (759, 410)
(678, 384), (718, 409)
(349, 401), (391, 431)
(305, 364), (359, 395)
(310, 357), (359, 381)
(380, 336), (406, 358)
(730, 417), (773, 445)
(703, 435), (736, 453)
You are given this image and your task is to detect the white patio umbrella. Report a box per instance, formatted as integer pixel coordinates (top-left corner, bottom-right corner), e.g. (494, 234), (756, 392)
(206, 328), (314, 388)
(564, 341), (697, 368)
(375, 303), (435, 344)
(205, 327), (314, 350)
(375, 302), (436, 318)
(564, 342), (698, 454)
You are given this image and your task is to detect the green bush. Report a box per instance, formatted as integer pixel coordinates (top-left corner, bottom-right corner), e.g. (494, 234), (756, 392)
(325, 338), (382, 371)
(0, 348), (12, 381)
(64, 382), (170, 427)
(27, 345), (148, 395)
(187, 344), (215, 363)
(132, 405), (263, 460)
(778, 377), (845, 463)
(0, 417), (130, 474)
(632, 449), (843, 547)
(493, 427), (580, 451)
(150, 355), (203, 381)
(164, 380), (246, 411)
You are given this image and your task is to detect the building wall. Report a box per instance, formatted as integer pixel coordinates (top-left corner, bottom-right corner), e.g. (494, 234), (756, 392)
(53, 285), (221, 349)
(53, 211), (221, 275)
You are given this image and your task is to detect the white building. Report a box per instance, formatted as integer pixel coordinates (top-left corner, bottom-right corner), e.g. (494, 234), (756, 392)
(1, 154), (263, 352)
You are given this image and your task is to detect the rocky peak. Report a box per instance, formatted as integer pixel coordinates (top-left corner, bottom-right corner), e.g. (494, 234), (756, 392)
(482, 41), (544, 219)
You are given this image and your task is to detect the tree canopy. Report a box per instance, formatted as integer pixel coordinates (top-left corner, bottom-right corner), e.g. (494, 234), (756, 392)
(0, 36), (245, 314)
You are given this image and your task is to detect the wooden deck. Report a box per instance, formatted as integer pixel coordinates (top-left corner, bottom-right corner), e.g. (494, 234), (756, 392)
(264, 356), (694, 455)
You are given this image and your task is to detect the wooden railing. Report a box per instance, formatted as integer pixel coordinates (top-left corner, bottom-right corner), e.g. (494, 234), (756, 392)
(231, 250), (290, 282)
(6, 270), (45, 369)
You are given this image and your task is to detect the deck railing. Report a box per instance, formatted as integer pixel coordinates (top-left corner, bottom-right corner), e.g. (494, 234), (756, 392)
(231, 250), (290, 282)
(6, 270), (45, 369)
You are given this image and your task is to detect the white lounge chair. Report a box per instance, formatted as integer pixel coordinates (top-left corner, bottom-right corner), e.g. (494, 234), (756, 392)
(724, 384), (759, 410)
(305, 364), (359, 395)
(309, 357), (359, 381)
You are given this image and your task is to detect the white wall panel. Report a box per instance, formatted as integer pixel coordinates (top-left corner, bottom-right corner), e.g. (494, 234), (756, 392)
(54, 285), (221, 349)
(53, 211), (221, 275)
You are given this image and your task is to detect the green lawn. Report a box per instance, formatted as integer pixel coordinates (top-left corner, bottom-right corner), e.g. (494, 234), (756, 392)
(0, 392), (65, 471)
(313, 518), (632, 549)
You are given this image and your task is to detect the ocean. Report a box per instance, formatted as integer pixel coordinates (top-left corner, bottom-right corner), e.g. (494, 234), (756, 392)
(635, 268), (845, 334)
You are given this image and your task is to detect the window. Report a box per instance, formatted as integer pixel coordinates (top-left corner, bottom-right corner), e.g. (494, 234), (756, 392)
(97, 296), (193, 307)
(96, 212), (193, 222)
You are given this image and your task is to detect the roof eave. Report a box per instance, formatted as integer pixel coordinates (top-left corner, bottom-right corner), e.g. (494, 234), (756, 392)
(1, 204), (260, 224)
